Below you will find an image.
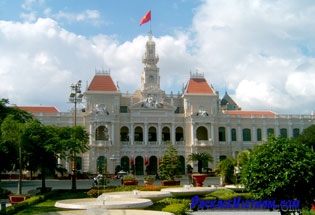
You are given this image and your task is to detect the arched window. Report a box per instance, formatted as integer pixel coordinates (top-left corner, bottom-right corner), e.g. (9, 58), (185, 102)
(95, 125), (109, 141)
(120, 126), (129, 141)
(280, 128), (287, 138)
(219, 127), (226, 141)
(242, 128), (251, 141)
(267, 128), (274, 136)
(293, 128), (300, 138)
(257, 128), (262, 141)
(134, 126), (143, 141)
(196, 126), (208, 140)
(162, 127), (170, 141)
(231, 128), (237, 141)
(175, 127), (184, 141)
(148, 126), (157, 141)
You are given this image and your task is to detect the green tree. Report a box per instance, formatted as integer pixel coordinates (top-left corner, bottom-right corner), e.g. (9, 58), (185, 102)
(55, 126), (89, 189)
(159, 144), (181, 181)
(23, 120), (58, 192)
(237, 149), (251, 166)
(297, 124), (315, 150)
(0, 99), (34, 182)
(215, 157), (236, 185)
(187, 152), (213, 173)
(1, 114), (33, 194)
(241, 136), (315, 212)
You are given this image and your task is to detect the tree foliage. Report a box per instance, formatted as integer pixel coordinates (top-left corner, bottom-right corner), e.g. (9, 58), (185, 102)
(241, 136), (315, 210)
(237, 149), (251, 166)
(215, 157), (236, 185)
(1, 114), (34, 194)
(297, 124), (315, 150)
(23, 120), (58, 190)
(187, 152), (213, 173)
(159, 144), (181, 181)
(54, 126), (90, 160)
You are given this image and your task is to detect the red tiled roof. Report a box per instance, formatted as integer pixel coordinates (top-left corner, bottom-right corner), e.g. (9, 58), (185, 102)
(17, 106), (59, 113)
(223, 110), (276, 116)
(185, 78), (215, 94)
(88, 74), (118, 92)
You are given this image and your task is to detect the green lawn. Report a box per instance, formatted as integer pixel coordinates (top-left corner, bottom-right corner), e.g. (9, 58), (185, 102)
(14, 191), (87, 215)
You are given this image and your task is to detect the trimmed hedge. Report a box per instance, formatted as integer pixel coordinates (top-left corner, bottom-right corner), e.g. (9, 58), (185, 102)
(162, 203), (187, 215)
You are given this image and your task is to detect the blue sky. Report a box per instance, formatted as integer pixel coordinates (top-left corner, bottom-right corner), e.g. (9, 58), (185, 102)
(0, 0), (199, 41)
(0, 0), (315, 114)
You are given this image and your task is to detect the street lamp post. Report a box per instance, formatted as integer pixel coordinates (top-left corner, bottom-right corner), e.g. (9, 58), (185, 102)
(69, 80), (83, 190)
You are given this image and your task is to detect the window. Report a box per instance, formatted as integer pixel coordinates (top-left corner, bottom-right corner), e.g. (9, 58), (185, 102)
(120, 126), (129, 141)
(257, 128), (262, 141)
(175, 127), (184, 141)
(293, 128), (300, 138)
(95, 125), (109, 141)
(162, 127), (170, 141)
(231, 128), (237, 141)
(196, 126), (208, 140)
(148, 127), (157, 141)
(134, 126), (143, 141)
(219, 127), (226, 141)
(242, 128), (251, 141)
(280, 128), (287, 138)
(120, 106), (128, 113)
(267, 128), (274, 136)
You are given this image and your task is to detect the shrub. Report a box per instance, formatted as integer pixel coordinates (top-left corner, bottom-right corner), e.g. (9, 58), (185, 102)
(143, 175), (154, 181)
(123, 174), (136, 180)
(162, 203), (187, 215)
(205, 188), (253, 200)
(0, 186), (11, 199)
(87, 189), (105, 198)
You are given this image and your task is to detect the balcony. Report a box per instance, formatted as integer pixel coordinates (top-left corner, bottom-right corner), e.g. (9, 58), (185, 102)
(194, 140), (213, 147)
(121, 141), (130, 145)
(94, 140), (111, 147)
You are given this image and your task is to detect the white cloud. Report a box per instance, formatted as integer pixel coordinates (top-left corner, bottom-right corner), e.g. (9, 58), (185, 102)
(190, 0), (315, 114)
(53, 9), (101, 25)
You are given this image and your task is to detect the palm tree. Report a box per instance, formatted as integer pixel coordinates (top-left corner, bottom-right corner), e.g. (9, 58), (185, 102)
(215, 157), (236, 185)
(188, 152), (213, 173)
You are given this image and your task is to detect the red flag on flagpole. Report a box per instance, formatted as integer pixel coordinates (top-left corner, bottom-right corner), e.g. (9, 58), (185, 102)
(140, 10), (151, 26)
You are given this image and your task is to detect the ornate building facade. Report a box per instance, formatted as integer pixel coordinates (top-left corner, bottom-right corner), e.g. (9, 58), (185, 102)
(20, 33), (314, 176)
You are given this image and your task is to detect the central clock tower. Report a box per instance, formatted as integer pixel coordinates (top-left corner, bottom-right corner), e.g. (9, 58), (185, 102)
(141, 31), (160, 92)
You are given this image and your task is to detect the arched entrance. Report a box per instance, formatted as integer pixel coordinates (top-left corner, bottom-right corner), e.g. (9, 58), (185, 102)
(135, 156), (144, 175)
(179, 155), (185, 175)
(120, 156), (129, 172)
(146, 156), (158, 175)
(96, 156), (107, 173)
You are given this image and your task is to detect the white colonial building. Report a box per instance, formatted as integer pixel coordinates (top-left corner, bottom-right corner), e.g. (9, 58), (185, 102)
(19, 33), (314, 176)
